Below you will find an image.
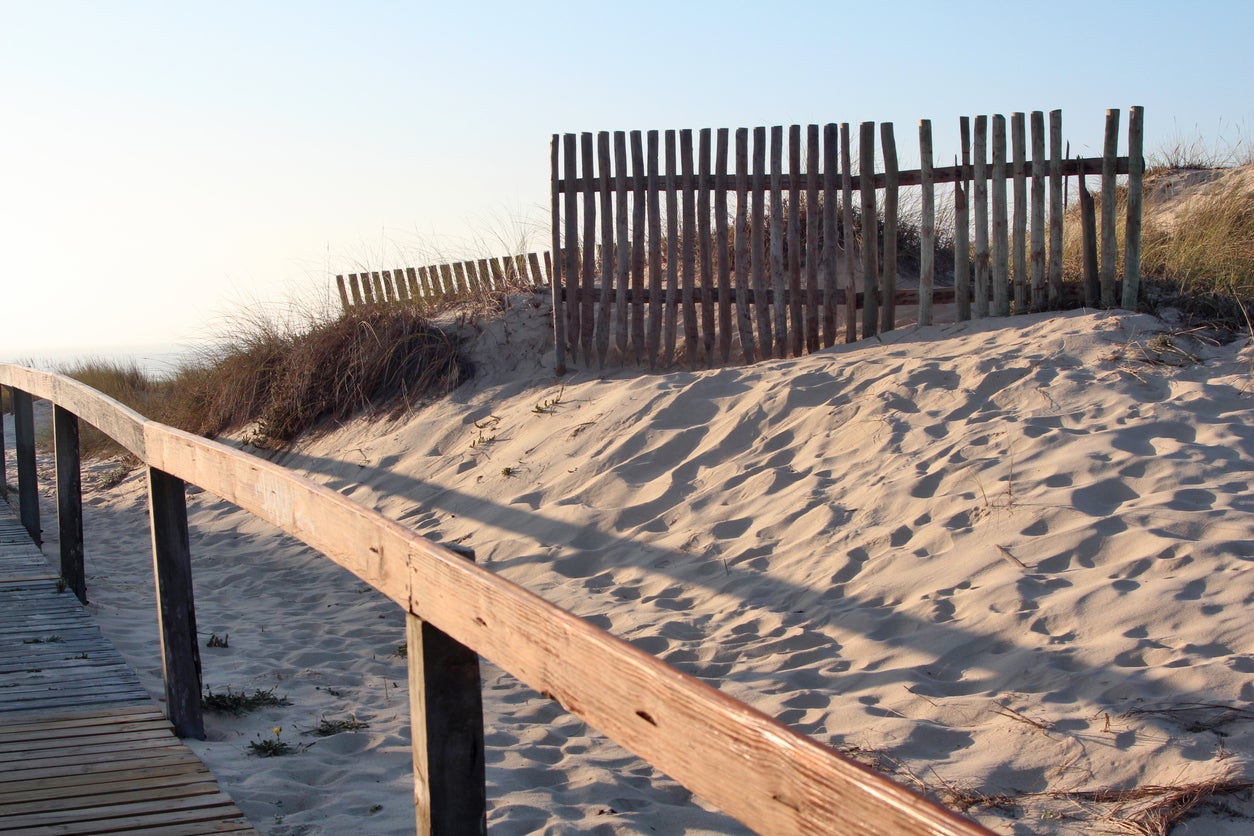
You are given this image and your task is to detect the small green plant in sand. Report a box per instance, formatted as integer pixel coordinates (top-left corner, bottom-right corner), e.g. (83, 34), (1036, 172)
(391, 643), (408, 659)
(97, 463), (133, 491)
(247, 726), (294, 757)
(532, 386), (565, 414)
(55, 577), (68, 594)
(470, 415), (500, 448)
(22, 635), (63, 644)
(206, 633), (230, 649)
(202, 686), (290, 715)
(501, 466), (515, 477)
(311, 715), (370, 737)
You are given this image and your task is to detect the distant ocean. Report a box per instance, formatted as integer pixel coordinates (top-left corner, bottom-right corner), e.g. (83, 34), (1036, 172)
(0, 343), (213, 380)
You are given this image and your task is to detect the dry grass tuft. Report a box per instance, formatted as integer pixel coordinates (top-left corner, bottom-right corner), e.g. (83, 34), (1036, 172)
(56, 359), (161, 458)
(162, 307), (470, 446)
(1059, 778), (1254, 836)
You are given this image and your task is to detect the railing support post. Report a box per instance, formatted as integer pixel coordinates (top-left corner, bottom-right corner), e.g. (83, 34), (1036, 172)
(53, 405), (86, 603)
(0, 392), (7, 495)
(147, 466), (205, 739)
(12, 389), (40, 547)
(408, 544), (486, 836)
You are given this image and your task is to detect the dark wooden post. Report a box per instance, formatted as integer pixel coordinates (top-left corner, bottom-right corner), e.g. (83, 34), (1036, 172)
(147, 467), (205, 740)
(0, 395), (7, 495)
(1079, 172), (1100, 308)
(12, 389), (40, 547)
(1123, 105), (1145, 310)
(409, 544), (486, 836)
(53, 405), (86, 603)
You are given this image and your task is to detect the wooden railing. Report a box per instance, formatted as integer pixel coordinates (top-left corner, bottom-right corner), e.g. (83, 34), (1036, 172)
(0, 364), (990, 835)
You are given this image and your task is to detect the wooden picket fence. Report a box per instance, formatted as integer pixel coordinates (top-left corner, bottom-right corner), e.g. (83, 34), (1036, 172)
(336, 252), (554, 312)
(549, 107), (1145, 374)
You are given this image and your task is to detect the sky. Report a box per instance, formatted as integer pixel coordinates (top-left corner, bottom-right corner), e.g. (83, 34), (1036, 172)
(2, 0), (1250, 359)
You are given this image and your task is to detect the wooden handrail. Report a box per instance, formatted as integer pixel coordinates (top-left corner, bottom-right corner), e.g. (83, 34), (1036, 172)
(0, 364), (990, 835)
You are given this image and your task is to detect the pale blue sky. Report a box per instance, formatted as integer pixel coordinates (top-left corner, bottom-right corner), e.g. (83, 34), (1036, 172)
(2, 1), (1249, 356)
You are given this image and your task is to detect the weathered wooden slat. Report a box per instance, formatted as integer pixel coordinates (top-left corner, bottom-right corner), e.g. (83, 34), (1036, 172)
(805, 124), (821, 352)
(406, 266), (420, 299)
(563, 134), (581, 361)
(841, 123), (857, 343)
(646, 130), (663, 370)
(714, 129), (732, 364)
(1079, 170), (1100, 307)
(630, 130), (647, 365)
(1048, 110), (1064, 308)
(919, 119), (935, 327)
(787, 125), (803, 356)
(1011, 113), (1028, 311)
(680, 129), (700, 370)
(956, 116), (972, 321)
(973, 115), (990, 319)
(880, 122), (899, 333)
(581, 132), (598, 365)
(697, 128), (716, 367)
(1123, 105), (1145, 309)
(1030, 112), (1047, 310)
(733, 128), (756, 364)
(991, 115), (1010, 317)
(858, 122), (879, 338)
(596, 131), (614, 367)
(750, 126), (772, 358)
(769, 125), (787, 358)
(821, 123), (838, 347)
(614, 131), (631, 361)
(335, 276), (351, 312)
(1101, 108), (1121, 307)
(663, 130), (680, 368)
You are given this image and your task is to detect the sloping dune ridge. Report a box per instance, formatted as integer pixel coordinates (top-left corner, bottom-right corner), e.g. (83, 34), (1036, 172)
(38, 302), (1254, 834)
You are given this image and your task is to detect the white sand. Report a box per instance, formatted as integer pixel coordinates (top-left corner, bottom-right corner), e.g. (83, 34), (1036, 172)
(14, 297), (1254, 834)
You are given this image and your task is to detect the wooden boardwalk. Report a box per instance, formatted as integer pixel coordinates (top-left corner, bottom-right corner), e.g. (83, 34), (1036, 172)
(0, 504), (256, 834)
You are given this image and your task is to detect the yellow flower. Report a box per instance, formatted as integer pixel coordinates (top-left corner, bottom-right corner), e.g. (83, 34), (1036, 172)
(273, 727), (282, 737)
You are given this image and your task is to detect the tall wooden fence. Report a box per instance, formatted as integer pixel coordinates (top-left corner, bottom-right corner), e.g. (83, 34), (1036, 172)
(0, 366), (989, 835)
(550, 107), (1145, 374)
(336, 252), (554, 312)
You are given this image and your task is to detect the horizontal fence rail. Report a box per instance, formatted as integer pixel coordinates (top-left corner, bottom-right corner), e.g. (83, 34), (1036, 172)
(0, 365), (990, 835)
(336, 252), (554, 313)
(550, 107), (1145, 374)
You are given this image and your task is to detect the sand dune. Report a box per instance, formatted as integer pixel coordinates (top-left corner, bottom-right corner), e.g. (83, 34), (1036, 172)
(17, 299), (1254, 834)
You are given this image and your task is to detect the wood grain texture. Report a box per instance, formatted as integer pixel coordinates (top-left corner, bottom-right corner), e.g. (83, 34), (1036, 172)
(733, 128), (756, 363)
(646, 130), (663, 370)
(1123, 105), (1145, 309)
(769, 125), (787, 358)
(12, 389), (41, 547)
(147, 467), (204, 741)
(1011, 112), (1027, 311)
(681, 129), (700, 369)
(806, 124), (821, 352)
(841, 123), (857, 342)
(751, 126), (773, 357)
(631, 130), (647, 365)
(991, 115), (1010, 317)
(1101, 108), (1121, 308)
(614, 131), (631, 360)
(1030, 112), (1047, 310)
(53, 405), (86, 604)
(956, 116), (972, 321)
(787, 125), (803, 355)
(821, 123), (839, 347)
(697, 128), (716, 366)
(564, 134), (581, 361)
(1048, 110), (1064, 308)
(335, 275), (351, 312)
(581, 132), (598, 365)
(714, 128), (732, 364)
(858, 122), (879, 338)
(880, 122), (898, 333)
(597, 131), (614, 367)
(663, 130), (680, 368)
(973, 116), (990, 319)
(919, 120), (935, 327)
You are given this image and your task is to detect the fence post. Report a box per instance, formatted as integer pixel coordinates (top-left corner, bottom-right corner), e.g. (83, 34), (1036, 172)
(919, 119), (935, 327)
(53, 405), (86, 603)
(0, 399), (6, 497)
(1101, 108), (1121, 308)
(1048, 110), (1064, 308)
(147, 466), (205, 740)
(12, 389), (40, 547)
(408, 544), (486, 836)
(880, 122), (899, 333)
(859, 122), (879, 338)
(1123, 105), (1145, 310)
